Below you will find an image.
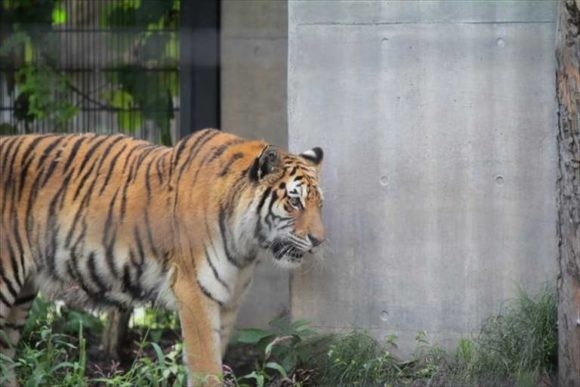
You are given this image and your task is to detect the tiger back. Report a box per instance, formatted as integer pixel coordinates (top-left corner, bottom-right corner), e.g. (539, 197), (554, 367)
(0, 129), (325, 384)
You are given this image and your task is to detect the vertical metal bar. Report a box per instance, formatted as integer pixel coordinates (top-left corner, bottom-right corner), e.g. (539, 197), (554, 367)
(179, 0), (220, 139)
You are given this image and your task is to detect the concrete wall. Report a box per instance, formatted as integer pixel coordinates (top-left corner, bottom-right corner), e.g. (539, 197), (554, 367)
(288, 1), (559, 354)
(221, 0), (289, 327)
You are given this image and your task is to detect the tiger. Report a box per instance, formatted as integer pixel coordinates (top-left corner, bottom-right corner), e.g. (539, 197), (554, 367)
(0, 129), (325, 385)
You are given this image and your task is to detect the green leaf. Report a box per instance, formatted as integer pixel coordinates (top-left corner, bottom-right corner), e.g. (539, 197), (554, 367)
(239, 371), (265, 387)
(51, 4), (67, 25)
(265, 362), (288, 379)
(233, 329), (273, 345)
(151, 342), (165, 365)
(117, 110), (143, 133)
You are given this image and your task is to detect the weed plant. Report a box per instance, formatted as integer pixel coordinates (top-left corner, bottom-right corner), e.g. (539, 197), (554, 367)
(1, 287), (557, 386)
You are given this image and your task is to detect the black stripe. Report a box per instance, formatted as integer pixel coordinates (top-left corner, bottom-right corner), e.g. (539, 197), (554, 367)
(256, 187), (272, 214)
(17, 135), (53, 197)
(119, 174), (133, 221)
(122, 265), (143, 300)
(206, 140), (243, 165)
(36, 136), (66, 168)
(10, 214), (25, 285)
(6, 237), (23, 287)
(1, 136), (27, 215)
(176, 129), (219, 181)
(62, 136), (87, 172)
(103, 189), (119, 241)
(67, 233), (85, 286)
(72, 159), (97, 201)
(0, 270), (18, 299)
(144, 211), (159, 257)
(134, 226), (146, 267)
(171, 133), (192, 169)
(65, 173), (95, 247)
(45, 225), (61, 281)
(14, 293), (37, 306)
(99, 143), (128, 195)
(40, 138), (69, 188)
(87, 252), (108, 292)
(102, 192), (120, 279)
(263, 191), (279, 229)
(227, 171), (251, 213)
(145, 157), (154, 201)
(7, 240), (25, 288)
(76, 136), (108, 176)
(130, 146), (157, 182)
(0, 136), (20, 172)
(218, 152), (244, 177)
(155, 153), (165, 183)
(0, 290), (12, 307)
(196, 279), (224, 307)
(57, 173), (75, 211)
(218, 206), (242, 269)
(121, 143), (147, 175)
(74, 136), (125, 201)
(128, 249), (143, 282)
(204, 245), (230, 292)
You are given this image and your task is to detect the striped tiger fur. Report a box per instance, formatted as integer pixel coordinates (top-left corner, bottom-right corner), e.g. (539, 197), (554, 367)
(0, 129), (325, 385)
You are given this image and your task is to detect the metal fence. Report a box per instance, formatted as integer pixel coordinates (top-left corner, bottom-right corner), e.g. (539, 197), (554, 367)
(0, 0), (182, 144)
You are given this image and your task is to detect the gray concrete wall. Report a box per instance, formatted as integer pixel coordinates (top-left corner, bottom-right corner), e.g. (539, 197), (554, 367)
(289, 1), (559, 354)
(221, 0), (289, 328)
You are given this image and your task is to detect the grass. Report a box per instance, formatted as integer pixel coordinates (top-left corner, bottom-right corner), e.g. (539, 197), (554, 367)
(293, 285), (557, 386)
(448, 286), (557, 386)
(1, 286), (557, 386)
(1, 298), (188, 386)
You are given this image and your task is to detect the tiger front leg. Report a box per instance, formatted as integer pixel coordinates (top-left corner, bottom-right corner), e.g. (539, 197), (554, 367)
(173, 274), (222, 386)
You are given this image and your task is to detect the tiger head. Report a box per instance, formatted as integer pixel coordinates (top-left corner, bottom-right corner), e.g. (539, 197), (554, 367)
(251, 145), (325, 269)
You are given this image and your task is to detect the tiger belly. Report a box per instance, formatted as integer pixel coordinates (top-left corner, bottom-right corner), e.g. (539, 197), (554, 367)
(33, 245), (176, 311)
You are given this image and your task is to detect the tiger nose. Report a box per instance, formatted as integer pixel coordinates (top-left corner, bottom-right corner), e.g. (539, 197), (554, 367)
(308, 234), (324, 247)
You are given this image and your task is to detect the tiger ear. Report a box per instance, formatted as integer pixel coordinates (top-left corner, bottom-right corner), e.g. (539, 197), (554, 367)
(300, 147), (323, 166)
(251, 145), (281, 181)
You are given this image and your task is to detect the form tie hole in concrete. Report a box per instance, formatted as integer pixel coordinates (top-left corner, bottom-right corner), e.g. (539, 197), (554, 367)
(496, 37), (506, 48)
(379, 175), (389, 186)
(380, 311), (389, 322)
(495, 175), (504, 186)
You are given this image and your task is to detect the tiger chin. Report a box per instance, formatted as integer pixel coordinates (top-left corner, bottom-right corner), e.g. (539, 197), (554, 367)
(0, 129), (324, 386)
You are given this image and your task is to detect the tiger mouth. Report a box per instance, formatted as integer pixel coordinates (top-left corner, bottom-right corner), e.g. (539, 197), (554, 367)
(272, 243), (305, 260)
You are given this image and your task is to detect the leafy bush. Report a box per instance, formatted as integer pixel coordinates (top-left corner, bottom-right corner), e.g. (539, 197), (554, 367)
(230, 316), (330, 386)
(2, 297), (187, 387)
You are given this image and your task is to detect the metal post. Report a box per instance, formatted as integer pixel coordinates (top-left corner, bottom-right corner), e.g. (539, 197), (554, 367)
(179, 0), (220, 138)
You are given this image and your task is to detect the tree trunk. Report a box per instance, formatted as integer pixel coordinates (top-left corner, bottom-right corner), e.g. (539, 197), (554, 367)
(556, 1), (580, 386)
(102, 308), (131, 359)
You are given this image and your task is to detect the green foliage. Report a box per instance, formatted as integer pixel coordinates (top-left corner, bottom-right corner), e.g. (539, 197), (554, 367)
(103, 65), (175, 144)
(10, 302), (91, 387)
(8, 298), (187, 386)
(92, 340), (187, 387)
(100, 0), (178, 30)
(310, 286), (557, 386)
(4, 287), (557, 386)
(13, 65), (79, 129)
(315, 331), (402, 386)
(0, 0), (178, 142)
(448, 286), (558, 386)
(232, 316), (329, 386)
